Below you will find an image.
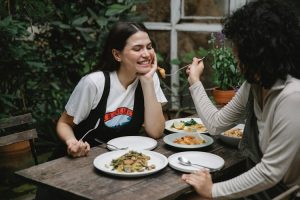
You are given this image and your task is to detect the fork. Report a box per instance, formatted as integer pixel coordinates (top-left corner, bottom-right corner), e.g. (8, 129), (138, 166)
(79, 118), (100, 141)
(94, 138), (128, 150)
(164, 57), (206, 77)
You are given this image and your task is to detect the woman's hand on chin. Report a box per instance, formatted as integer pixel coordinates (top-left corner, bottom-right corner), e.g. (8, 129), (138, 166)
(138, 53), (157, 80)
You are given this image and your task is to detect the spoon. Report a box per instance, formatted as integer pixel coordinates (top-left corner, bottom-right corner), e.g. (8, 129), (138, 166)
(94, 138), (128, 150)
(178, 156), (215, 171)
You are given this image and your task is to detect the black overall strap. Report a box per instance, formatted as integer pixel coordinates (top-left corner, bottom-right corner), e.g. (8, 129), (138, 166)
(91, 71), (110, 122)
(50, 72), (110, 159)
(72, 71), (110, 141)
(80, 71), (144, 144)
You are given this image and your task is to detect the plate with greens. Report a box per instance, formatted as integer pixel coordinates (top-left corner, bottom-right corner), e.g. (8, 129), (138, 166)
(165, 118), (208, 134)
(93, 150), (168, 177)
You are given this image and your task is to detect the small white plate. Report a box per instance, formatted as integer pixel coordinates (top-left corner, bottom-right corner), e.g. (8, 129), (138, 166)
(93, 150), (168, 177)
(168, 151), (224, 173)
(219, 124), (244, 147)
(163, 132), (213, 149)
(107, 136), (158, 151)
(165, 118), (207, 134)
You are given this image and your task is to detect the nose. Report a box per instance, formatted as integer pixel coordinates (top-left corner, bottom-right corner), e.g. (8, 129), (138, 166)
(141, 48), (151, 57)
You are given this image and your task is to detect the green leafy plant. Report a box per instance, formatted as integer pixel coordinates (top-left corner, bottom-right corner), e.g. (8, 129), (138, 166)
(0, 0), (148, 143)
(208, 32), (243, 90)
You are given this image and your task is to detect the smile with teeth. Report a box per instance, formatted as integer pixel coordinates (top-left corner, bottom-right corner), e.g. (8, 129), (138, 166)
(138, 60), (151, 67)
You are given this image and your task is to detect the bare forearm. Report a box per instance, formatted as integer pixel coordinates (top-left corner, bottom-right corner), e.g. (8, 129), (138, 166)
(141, 79), (165, 138)
(56, 111), (77, 144)
(56, 112), (90, 157)
(57, 121), (77, 144)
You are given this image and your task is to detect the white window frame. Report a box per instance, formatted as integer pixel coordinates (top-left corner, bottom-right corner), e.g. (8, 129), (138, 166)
(144, 0), (247, 109)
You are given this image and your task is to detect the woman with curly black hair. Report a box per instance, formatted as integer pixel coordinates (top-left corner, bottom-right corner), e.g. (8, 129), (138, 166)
(182, 0), (300, 199)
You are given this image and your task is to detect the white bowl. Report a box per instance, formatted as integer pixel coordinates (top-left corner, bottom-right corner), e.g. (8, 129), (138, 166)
(219, 124), (244, 147)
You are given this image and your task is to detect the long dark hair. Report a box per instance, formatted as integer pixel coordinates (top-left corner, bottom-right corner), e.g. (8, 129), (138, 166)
(223, 0), (300, 89)
(94, 22), (149, 72)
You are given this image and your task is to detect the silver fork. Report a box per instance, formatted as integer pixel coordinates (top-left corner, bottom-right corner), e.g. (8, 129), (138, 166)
(79, 118), (100, 141)
(94, 138), (128, 150)
(164, 57), (206, 77)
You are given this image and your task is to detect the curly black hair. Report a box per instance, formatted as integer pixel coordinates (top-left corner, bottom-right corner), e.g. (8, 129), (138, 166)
(222, 0), (300, 89)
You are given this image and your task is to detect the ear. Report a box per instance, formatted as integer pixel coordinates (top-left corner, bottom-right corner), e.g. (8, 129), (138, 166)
(112, 49), (121, 62)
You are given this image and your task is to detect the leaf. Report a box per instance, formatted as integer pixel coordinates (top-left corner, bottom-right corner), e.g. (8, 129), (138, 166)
(72, 16), (88, 26)
(105, 4), (129, 16)
(229, 64), (236, 73)
(171, 59), (181, 65)
(26, 61), (46, 69)
(50, 82), (60, 90)
(51, 21), (71, 29)
(75, 27), (94, 33)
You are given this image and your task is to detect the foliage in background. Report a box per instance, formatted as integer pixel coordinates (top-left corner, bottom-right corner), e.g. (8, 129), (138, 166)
(0, 0), (148, 148)
(171, 33), (243, 90)
(208, 32), (243, 90)
(169, 45), (207, 109)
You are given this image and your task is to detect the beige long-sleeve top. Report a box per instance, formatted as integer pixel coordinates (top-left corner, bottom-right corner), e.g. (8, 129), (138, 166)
(189, 75), (300, 199)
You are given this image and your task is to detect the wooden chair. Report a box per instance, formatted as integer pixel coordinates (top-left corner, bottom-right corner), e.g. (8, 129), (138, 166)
(273, 185), (300, 200)
(0, 113), (38, 165)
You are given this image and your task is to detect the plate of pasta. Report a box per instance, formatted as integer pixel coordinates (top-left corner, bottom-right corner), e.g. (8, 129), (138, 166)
(163, 132), (214, 149)
(165, 118), (208, 134)
(93, 150), (168, 177)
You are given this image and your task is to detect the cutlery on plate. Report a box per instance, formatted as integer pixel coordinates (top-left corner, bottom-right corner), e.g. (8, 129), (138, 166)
(94, 138), (128, 150)
(178, 156), (215, 171)
(196, 133), (206, 141)
(79, 118), (101, 141)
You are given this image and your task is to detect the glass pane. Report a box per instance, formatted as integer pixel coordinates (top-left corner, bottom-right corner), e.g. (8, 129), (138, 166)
(136, 0), (170, 22)
(177, 31), (214, 88)
(183, 0), (229, 17)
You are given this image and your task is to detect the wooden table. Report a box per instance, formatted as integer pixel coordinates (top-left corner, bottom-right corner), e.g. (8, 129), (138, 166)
(16, 133), (246, 200)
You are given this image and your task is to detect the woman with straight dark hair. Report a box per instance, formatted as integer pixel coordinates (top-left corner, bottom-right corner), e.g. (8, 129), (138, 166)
(54, 22), (167, 158)
(182, 0), (300, 199)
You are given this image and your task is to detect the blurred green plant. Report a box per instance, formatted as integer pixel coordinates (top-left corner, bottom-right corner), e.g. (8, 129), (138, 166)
(208, 32), (243, 90)
(0, 0), (148, 147)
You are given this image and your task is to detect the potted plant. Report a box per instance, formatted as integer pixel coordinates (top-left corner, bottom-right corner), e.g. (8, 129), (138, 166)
(208, 32), (243, 106)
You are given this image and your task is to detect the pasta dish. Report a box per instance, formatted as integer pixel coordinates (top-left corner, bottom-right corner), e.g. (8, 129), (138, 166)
(110, 151), (155, 173)
(224, 128), (243, 138)
(172, 118), (207, 132)
(173, 135), (206, 145)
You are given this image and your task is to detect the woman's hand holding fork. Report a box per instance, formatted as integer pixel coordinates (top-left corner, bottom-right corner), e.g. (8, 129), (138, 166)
(66, 138), (90, 158)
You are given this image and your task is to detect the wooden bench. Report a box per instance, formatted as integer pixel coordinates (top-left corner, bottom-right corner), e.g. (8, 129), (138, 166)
(0, 113), (38, 165)
(273, 185), (300, 200)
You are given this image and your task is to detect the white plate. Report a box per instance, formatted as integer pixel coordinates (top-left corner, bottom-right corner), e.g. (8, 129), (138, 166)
(219, 124), (244, 147)
(107, 136), (157, 151)
(93, 150), (168, 177)
(168, 151), (224, 173)
(163, 132), (213, 149)
(165, 118), (208, 134)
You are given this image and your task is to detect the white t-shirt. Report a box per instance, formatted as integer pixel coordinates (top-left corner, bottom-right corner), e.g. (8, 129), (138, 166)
(65, 71), (167, 127)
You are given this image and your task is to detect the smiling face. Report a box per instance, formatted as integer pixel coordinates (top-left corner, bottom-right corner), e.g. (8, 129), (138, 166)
(113, 31), (154, 75)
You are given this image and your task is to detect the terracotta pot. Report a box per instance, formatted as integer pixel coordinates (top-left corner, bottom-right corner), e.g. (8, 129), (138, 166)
(0, 141), (31, 156)
(0, 141), (32, 170)
(212, 88), (236, 106)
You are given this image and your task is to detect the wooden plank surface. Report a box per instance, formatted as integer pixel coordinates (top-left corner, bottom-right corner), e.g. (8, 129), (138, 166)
(0, 113), (32, 129)
(16, 135), (246, 200)
(0, 129), (38, 146)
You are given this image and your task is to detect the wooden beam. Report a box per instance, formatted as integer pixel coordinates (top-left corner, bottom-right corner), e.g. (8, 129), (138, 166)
(0, 129), (38, 146)
(0, 113), (32, 129)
